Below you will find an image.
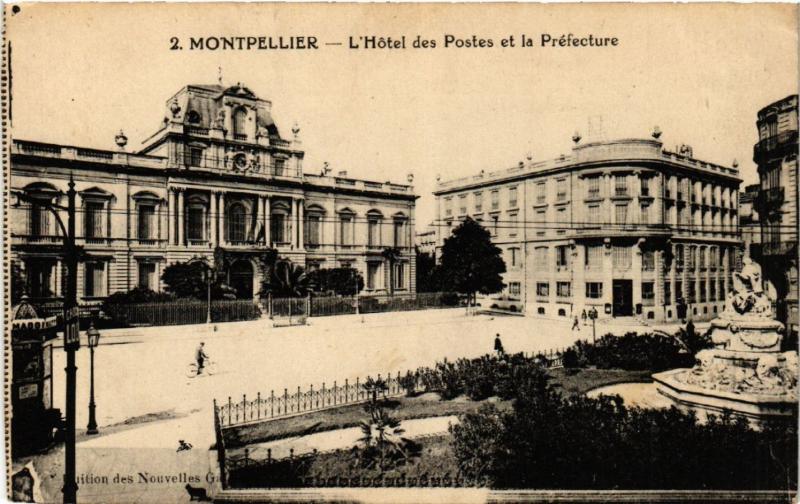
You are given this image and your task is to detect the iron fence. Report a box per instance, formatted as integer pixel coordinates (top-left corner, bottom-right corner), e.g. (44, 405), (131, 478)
(307, 292), (459, 318)
(103, 299), (261, 327)
(215, 347), (565, 429)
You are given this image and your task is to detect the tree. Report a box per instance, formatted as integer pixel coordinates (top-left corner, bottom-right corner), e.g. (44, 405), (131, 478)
(161, 261), (236, 300)
(415, 249), (440, 292)
(438, 217), (506, 306)
(381, 247), (402, 296)
(306, 267), (364, 296)
(260, 260), (309, 298)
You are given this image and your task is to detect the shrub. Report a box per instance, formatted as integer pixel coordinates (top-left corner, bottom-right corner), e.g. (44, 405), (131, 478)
(564, 332), (691, 372)
(451, 374), (798, 490)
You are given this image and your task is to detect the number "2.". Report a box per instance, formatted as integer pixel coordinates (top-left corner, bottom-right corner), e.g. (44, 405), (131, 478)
(170, 37), (182, 50)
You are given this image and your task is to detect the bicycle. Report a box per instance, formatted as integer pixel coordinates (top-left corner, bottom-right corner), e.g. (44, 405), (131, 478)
(186, 360), (218, 378)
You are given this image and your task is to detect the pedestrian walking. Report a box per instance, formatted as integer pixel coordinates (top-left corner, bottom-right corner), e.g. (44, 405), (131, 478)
(572, 316), (580, 331)
(581, 309), (588, 326)
(494, 333), (505, 357)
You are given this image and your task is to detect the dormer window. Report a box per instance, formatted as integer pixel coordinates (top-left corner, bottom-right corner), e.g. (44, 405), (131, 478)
(187, 110), (201, 124)
(232, 106), (248, 140)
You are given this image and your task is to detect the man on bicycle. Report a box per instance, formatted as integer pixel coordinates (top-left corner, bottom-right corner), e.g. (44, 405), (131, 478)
(195, 342), (209, 375)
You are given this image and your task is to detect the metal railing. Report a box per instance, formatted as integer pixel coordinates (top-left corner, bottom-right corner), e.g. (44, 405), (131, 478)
(102, 299), (261, 326)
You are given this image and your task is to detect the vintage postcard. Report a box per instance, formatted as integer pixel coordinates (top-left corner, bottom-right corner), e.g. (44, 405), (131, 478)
(3, 3), (799, 503)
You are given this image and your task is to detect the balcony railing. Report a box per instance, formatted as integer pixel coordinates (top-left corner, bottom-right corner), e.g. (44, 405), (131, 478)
(754, 130), (798, 160)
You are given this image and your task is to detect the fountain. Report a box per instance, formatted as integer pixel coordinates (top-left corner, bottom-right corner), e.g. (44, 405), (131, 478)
(653, 257), (798, 426)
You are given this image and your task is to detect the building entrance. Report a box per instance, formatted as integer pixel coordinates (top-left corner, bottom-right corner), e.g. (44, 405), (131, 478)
(229, 260), (254, 299)
(612, 279), (633, 316)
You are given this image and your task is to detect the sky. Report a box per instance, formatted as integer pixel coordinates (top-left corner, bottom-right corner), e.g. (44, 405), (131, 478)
(7, 3), (798, 230)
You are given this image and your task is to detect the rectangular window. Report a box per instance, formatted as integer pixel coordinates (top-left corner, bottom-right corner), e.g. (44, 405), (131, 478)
(187, 206), (205, 241)
(306, 215), (321, 246)
(84, 201), (104, 239)
(536, 182), (547, 204)
(587, 177), (600, 198)
(699, 281), (706, 302)
(642, 282), (655, 305)
(394, 263), (405, 290)
(675, 246), (685, 271)
(26, 260), (54, 298)
(536, 282), (549, 297)
(709, 280), (716, 301)
(393, 220), (406, 247)
(509, 247), (518, 267)
(556, 207), (567, 233)
(508, 213), (518, 237)
(138, 262), (156, 290)
(367, 219), (379, 247)
(556, 179), (567, 201)
(340, 215), (354, 245)
(688, 280), (697, 303)
(84, 262), (105, 298)
(367, 262), (380, 290)
(587, 204), (600, 225)
(615, 204), (628, 225)
(687, 246), (696, 270)
(642, 250), (655, 271)
(664, 282), (672, 304)
(586, 282), (603, 299)
(535, 247), (549, 271)
(491, 190), (500, 210)
(274, 159), (286, 177)
(675, 281), (683, 302)
(640, 204), (649, 225)
(556, 245), (570, 268)
(699, 248), (707, 270)
(30, 201), (51, 237)
(444, 197), (452, 217)
(509, 282), (521, 297)
(586, 244), (603, 269)
(640, 177), (650, 197)
(474, 192), (483, 213)
(614, 174), (628, 196)
(613, 245), (631, 269)
(271, 213), (286, 243)
(557, 281), (571, 298)
(190, 147), (203, 167)
(535, 209), (546, 236)
(459, 194), (467, 214)
(138, 205), (156, 240)
(509, 186), (518, 208)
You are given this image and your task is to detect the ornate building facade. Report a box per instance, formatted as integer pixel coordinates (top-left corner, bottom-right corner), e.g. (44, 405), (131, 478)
(753, 94), (798, 336)
(10, 83), (417, 304)
(434, 135), (742, 322)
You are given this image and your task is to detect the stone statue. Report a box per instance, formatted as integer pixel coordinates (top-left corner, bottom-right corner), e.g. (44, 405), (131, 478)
(727, 257), (773, 317)
(214, 109), (226, 129)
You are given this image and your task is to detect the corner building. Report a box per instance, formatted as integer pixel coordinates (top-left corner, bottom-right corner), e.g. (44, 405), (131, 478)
(10, 83), (417, 304)
(753, 95), (798, 336)
(434, 137), (742, 322)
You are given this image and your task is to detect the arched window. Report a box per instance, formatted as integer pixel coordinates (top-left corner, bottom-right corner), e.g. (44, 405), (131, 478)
(228, 203), (247, 243)
(305, 205), (325, 247)
(270, 201), (291, 245)
(232, 107), (247, 139)
(187, 110), (201, 124)
(339, 209), (355, 246)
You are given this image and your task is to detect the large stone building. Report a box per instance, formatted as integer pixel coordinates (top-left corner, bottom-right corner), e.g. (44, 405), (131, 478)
(739, 183), (761, 259)
(433, 134), (742, 322)
(753, 94), (798, 336)
(10, 83), (417, 305)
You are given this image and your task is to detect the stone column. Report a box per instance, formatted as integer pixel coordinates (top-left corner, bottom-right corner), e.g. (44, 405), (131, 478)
(210, 191), (218, 246)
(602, 239), (613, 317)
(219, 192), (226, 246)
(177, 189), (185, 247)
(632, 240), (643, 310)
(168, 189), (176, 246)
(264, 196), (271, 246)
(298, 199), (305, 250)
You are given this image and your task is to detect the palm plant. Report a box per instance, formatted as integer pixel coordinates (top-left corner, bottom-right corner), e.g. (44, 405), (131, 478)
(262, 260), (309, 298)
(358, 405), (409, 470)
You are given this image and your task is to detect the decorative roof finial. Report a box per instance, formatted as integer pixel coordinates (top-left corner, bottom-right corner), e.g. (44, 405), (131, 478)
(292, 122), (300, 140)
(732, 159), (739, 168)
(169, 99), (181, 118)
(526, 151), (533, 161)
(218, 66), (223, 85)
(652, 126), (662, 139)
(115, 130), (128, 151)
(407, 173), (414, 184)
(572, 131), (582, 144)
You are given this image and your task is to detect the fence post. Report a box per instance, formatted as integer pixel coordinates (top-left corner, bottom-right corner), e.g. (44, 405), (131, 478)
(322, 382), (326, 407)
(356, 377), (360, 401)
(284, 388), (288, 415)
(344, 379), (348, 403)
(297, 386), (301, 412)
(213, 399), (228, 489)
(257, 392), (261, 420)
(242, 394), (247, 421)
(333, 381), (337, 406)
(270, 390), (275, 418)
(228, 396), (234, 424)
(310, 383), (315, 410)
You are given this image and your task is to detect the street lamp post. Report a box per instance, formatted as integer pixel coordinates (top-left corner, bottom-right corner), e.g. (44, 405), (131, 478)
(13, 176), (81, 504)
(589, 307), (598, 344)
(206, 268), (212, 324)
(86, 323), (101, 435)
